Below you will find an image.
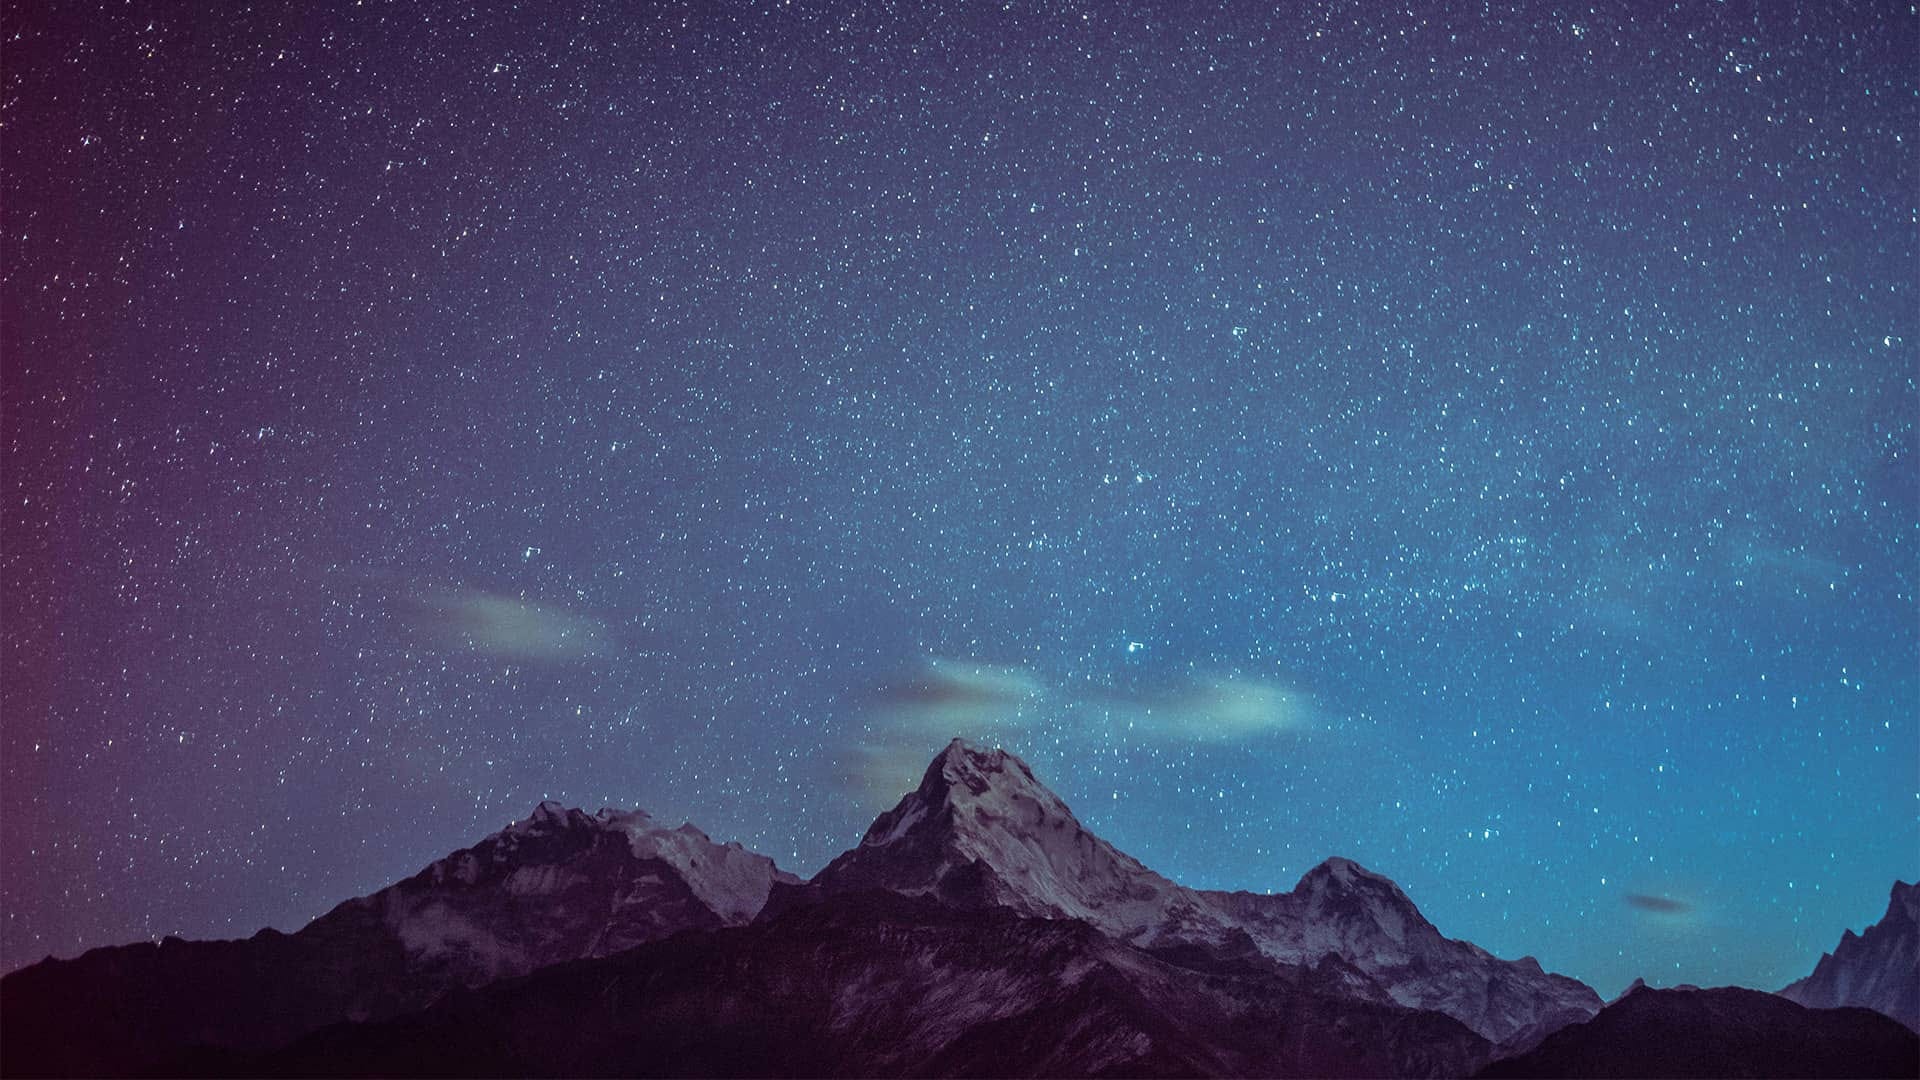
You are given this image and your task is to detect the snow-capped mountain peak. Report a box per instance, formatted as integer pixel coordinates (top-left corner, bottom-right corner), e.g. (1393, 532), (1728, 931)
(816, 739), (1194, 934)
(610, 810), (795, 923)
(329, 798), (803, 1000)
(816, 739), (1599, 1045)
(485, 801), (795, 924)
(1289, 857), (1436, 952)
(857, 739), (1066, 848)
(1304, 855), (1393, 887)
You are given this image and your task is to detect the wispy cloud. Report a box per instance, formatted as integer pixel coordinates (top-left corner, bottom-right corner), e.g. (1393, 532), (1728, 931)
(837, 658), (1315, 807)
(1088, 677), (1313, 743)
(1624, 892), (1693, 915)
(866, 659), (1045, 714)
(409, 588), (611, 661)
(837, 659), (1043, 803)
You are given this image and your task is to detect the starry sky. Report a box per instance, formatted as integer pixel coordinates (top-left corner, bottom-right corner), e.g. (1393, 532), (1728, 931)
(3, 1), (1914, 999)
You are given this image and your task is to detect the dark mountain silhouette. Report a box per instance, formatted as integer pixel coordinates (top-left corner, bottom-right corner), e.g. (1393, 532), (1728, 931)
(1478, 983), (1919, 1078)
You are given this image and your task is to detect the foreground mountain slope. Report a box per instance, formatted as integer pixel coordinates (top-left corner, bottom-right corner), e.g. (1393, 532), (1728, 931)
(0, 803), (796, 1077)
(804, 739), (1598, 1044)
(1779, 879), (1918, 1031)
(1478, 983), (1919, 1078)
(224, 890), (1493, 1079)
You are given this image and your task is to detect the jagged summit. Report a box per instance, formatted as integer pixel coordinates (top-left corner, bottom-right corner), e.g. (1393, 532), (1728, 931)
(1294, 856), (1428, 920)
(930, 736), (1030, 784)
(493, 800), (793, 922)
(1302, 855), (1397, 887)
(915, 738), (1052, 808)
(856, 738), (1069, 849)
(816, 739), (1193, 932)
(1780, 878), (1919, 1030)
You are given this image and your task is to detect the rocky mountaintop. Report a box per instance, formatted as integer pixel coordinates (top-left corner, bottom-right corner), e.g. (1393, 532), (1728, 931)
(1779, 879), (1918, 1031)
(809, 740), (1203, 935)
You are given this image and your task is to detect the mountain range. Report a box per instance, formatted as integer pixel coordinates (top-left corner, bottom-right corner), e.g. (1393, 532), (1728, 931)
(2, 738), (1912, 1078)
(792, 739), (1599, 1048)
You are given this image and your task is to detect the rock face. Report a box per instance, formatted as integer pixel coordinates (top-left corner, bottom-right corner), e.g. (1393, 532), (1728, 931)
(232, 890), (1495, 1080)
(805, 738), (1599, 1045)
(1779, 879), (1919, 1031)
(0, 802), (797, 1078)
(1478, 983), (1920, 1078)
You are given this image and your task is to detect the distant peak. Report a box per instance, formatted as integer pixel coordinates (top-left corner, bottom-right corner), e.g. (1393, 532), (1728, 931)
(932, 737), (1011, 771)
(1608, 977), (1656, 1006)
(917, 738), (1044, 798)
(519, 802), (659, 836)
(1891, 879), (1917, 910)
(1291, 857), (1431, 931)
(1618, 978), (1703, 999)
(1300, 856), (1396, 889)
(931, 736), (984, 767)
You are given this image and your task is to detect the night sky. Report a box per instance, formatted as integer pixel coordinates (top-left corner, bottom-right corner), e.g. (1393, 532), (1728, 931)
(3, 1), (1915, 999)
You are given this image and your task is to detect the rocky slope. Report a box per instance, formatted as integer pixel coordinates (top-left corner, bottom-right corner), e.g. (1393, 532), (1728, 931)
(1779, 879), (1918, 1031)
(0, 802), (796, 1077)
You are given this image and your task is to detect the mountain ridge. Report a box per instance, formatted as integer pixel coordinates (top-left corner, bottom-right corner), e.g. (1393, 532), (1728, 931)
(9, 736), (1901, 1078)
(805, 738), (1599, 1045)
(1779, 878), (1919, 1031)
(0, 800), (797, 1077)
(1479, 983), (1919, 1078)
(222, 889), (1499, 1079)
